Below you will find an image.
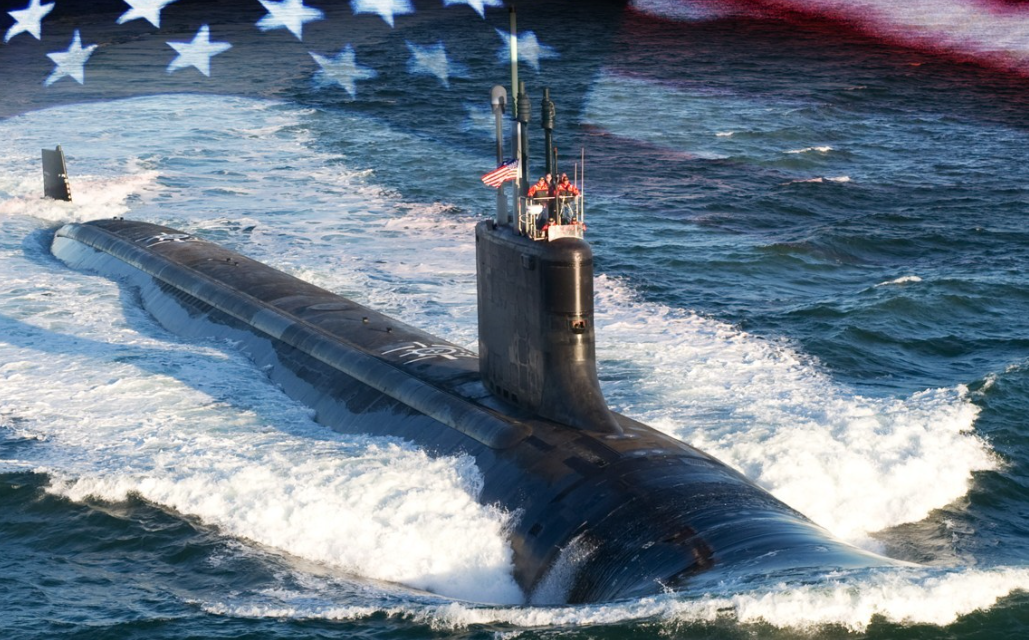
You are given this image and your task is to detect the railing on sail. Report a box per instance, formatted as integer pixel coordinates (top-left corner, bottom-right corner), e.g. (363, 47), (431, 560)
(517, 194), (585, 241)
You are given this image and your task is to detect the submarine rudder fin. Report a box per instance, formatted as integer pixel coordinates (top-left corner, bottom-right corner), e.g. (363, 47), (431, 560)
(42, 144), (72, 202)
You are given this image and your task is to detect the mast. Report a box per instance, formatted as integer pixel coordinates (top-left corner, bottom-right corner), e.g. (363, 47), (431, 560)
(517, 83), (531, 190)
(509, 7), (518, 121)
(509, 8), (524, 196)
(541, 88), (555, 177)
(491, 85), (508, 225)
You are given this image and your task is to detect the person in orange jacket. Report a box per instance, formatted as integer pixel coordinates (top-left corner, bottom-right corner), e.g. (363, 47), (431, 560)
(555, 173), (579, 197)
(527, 174), (552, 199)
(525, 175), (552, 229)
(555, 173), (579, 222)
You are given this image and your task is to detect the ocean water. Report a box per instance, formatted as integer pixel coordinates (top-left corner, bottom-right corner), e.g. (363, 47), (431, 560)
(3, 1), (1029, 638)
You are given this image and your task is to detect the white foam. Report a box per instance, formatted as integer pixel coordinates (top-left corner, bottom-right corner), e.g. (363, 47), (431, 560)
(788, 175), (851, 184)
(878, 275), (923, 286)
(786, 145), (834, 154)
(0, 95), (522, 604)
(50, 436), (521, 603)
(0, 292), (521, 603)
(0, 170), (159, 225)
(528, 534), (598, 605)
(199, 566), (1029, 632)
(592, 275), (996, 548)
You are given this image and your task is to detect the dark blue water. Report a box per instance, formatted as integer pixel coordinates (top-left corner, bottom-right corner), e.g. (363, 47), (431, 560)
(4, 0), (1029, 637)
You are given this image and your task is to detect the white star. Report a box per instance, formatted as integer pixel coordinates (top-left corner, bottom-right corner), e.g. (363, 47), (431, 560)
(166, 25), (232, 77)
(117, 0), (178, 28)
(310, 45), (377, 99)
(463, 102), (498, 136)
(351, 0), (414, 28)
(44, 30), (98, 86)
(442, 0), (502, 19)
(4, 0), (54, 43)
(495, 29), (559, 72)
(406, 41), (465, 88)
(256, 0), (324, 41)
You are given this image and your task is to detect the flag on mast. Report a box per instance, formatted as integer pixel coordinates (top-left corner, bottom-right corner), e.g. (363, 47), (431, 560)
(481, 158), (519, 188)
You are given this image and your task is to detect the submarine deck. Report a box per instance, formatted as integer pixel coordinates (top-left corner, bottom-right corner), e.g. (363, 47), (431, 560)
(52, 217), (899, 604)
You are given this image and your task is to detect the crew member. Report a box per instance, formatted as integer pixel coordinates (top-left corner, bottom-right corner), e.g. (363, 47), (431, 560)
(555, 173), (579, 197)
(555, 173), (579, 222)
(527, 175), (551, 199)
(524, 175), (552, 230)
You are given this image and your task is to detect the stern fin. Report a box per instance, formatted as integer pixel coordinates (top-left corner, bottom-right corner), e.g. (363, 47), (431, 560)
(42, 145), (72, 202)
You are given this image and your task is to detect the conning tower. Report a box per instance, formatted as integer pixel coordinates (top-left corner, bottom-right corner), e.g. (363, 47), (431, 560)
(476, 222), (620, 433)
(476, 33), (619, 434)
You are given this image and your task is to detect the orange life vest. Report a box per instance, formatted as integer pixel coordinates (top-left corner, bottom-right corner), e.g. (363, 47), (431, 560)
(527, 181), (550, 198)
(556, 180), (579, 197)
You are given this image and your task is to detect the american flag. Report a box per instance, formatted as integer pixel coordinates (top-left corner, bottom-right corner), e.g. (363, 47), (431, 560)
(480, 157), (517, 187)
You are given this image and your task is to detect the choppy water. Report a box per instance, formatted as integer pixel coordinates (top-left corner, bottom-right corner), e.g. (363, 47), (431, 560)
(3, 1), (1029, 638)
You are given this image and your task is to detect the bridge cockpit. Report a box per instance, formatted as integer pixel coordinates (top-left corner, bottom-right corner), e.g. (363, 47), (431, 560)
(517, 193), (585, 241)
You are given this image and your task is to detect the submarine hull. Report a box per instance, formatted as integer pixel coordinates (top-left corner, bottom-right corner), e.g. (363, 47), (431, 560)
(53, 219), (895, 604)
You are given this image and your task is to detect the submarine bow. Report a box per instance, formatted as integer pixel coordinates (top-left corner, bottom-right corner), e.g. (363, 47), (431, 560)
(52, 218), (896, 604)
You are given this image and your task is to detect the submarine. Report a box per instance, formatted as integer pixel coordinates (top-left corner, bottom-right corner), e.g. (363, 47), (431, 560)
(48, 22), (897, 604)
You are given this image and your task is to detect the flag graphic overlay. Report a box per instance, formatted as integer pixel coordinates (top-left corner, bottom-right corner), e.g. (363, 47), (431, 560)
(3, 0), (1027, 200)
(0, 0), (618, 127)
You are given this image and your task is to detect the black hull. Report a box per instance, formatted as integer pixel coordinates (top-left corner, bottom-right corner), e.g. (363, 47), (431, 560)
(53, 219), (894, 603)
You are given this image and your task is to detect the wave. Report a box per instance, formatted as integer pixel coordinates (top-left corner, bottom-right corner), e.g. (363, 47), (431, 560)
(785, 145), (833, 154)
(592, 275), (995, 549)
(199, 566), (1029, 633)
(0, 169), (160, 225)
(0, 95), (519, 605)
(877, 275), (924, 287)
(787, 175), (851, 184)
(1, 292), (520, 604)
